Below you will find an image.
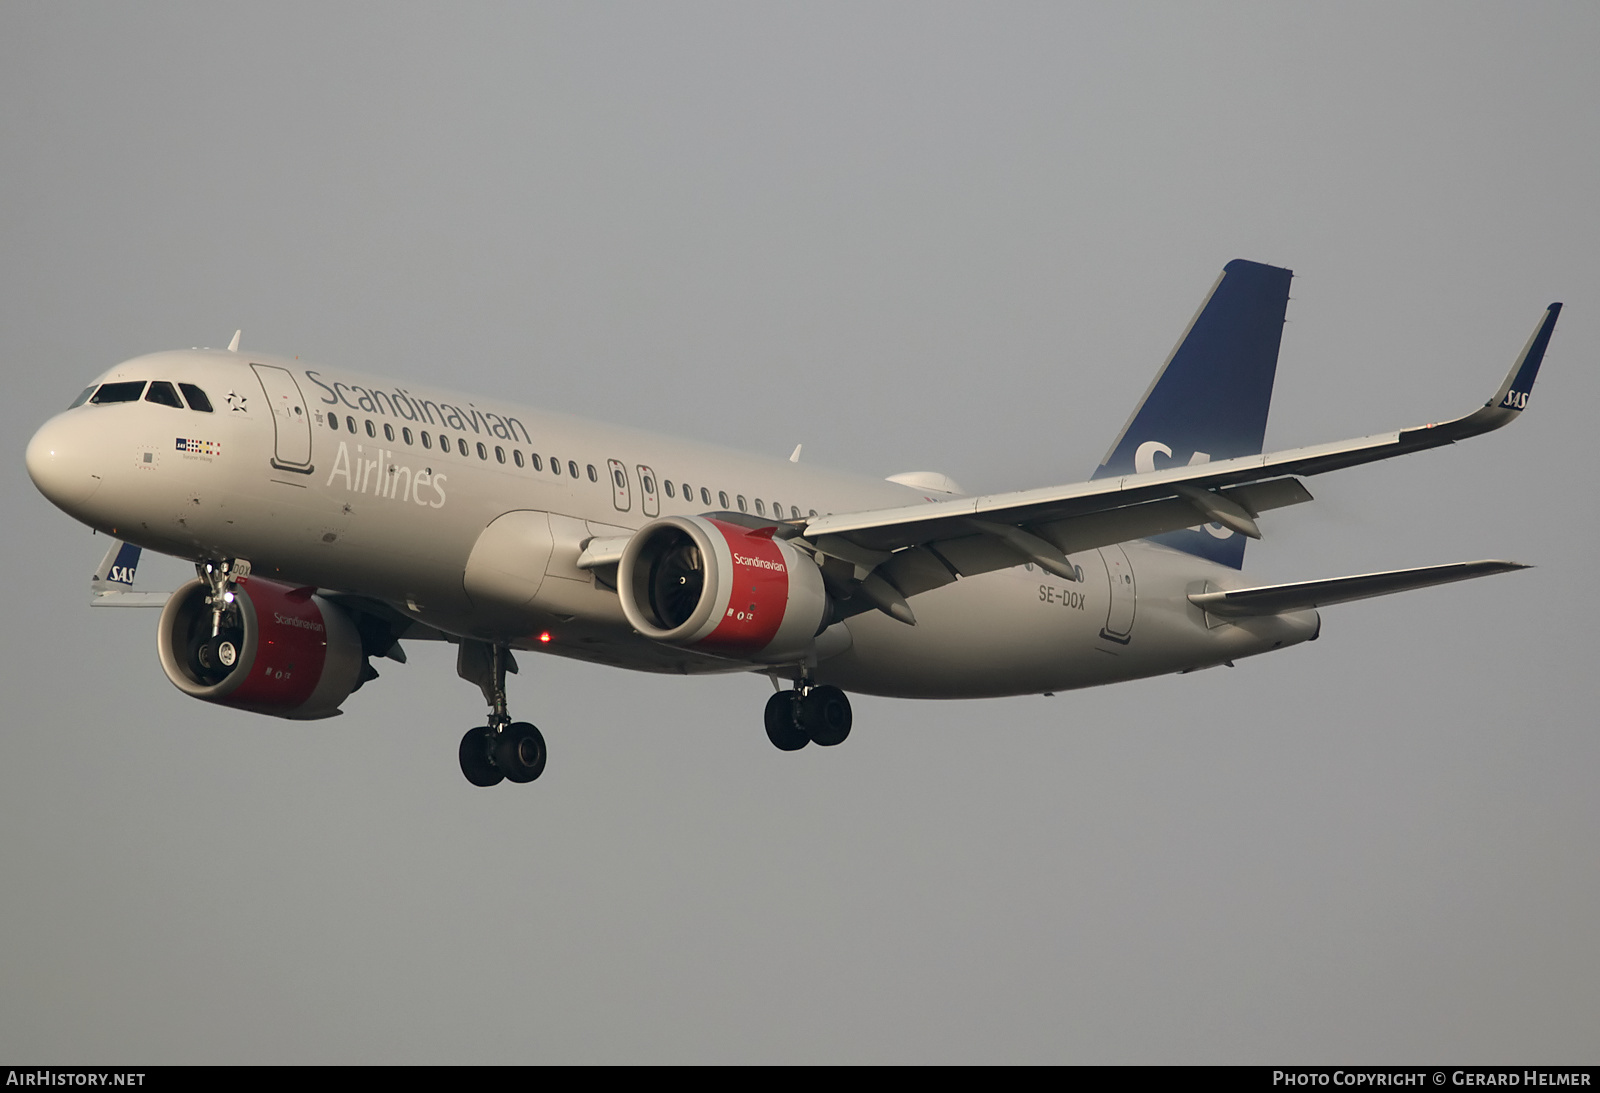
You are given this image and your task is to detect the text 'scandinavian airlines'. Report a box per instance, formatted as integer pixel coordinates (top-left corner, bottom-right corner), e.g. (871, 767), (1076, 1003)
(26, 262), (1560, 785)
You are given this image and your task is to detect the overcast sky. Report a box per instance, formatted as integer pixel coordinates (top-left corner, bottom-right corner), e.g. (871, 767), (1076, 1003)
(3, 3), (1596, 1063)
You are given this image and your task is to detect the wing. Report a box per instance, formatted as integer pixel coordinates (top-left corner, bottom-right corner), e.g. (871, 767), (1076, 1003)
(796, 303), (1560, 622)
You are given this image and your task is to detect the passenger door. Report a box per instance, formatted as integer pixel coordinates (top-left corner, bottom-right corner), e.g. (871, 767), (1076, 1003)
(251, 364), (314, 473)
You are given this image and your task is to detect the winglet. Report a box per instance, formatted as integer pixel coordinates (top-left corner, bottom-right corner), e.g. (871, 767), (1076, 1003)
(1487, 303), (1560, 414)
(1406, 303), (1563, 446)
(92, 539), (142, 594)
(228, 330), (242, 352)
(89, 540), (168, 607)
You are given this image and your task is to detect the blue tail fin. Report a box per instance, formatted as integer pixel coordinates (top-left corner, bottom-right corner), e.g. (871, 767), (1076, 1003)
(1092, 258), (1293, 567)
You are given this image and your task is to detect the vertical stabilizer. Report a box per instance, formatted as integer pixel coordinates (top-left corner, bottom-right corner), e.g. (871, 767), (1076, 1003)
(1092, 258), (1293, 567)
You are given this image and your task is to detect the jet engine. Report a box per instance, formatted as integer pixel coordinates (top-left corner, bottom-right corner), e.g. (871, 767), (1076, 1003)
(156, 576), (366, 719)
(617, 516), (830, 662)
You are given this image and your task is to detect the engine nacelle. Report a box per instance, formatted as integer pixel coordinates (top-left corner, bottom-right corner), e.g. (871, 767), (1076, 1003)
(157, 576), (365, 720)
(618, 516), (830, 663)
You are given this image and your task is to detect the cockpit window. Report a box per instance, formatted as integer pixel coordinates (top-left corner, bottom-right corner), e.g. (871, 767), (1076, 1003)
(91, 381), (147, 404)
(145, 381), (184, 408)
(68, 386), (96, 409)
(179, 383), (214, 412)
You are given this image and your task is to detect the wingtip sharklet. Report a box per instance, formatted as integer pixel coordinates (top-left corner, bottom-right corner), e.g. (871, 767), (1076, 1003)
(1488, 302), (1560, 414)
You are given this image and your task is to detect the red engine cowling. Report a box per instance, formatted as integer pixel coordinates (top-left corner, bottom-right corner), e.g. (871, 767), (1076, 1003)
(618, 516), (830, 663)
(156, 576), (365, 720)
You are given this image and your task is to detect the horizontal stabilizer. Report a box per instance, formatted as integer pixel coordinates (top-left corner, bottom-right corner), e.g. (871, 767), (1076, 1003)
(1188, 560), (1529, 619)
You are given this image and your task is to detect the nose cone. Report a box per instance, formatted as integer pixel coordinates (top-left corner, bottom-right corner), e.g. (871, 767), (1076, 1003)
(26, 413), (103, 513)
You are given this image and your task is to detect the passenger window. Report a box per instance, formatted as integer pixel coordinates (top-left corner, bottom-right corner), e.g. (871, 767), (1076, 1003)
(791, 506), (801, 519)
(586, 464), (597, 482)
(69, 386), (96, 409)
(664, 481), (675, 499)
(366, 420), (376, 438)
(643, 475), (655, 494)
(328, 415), (340, 431)
(346, 415), (357, 432)
(513, 450), (523, 468)
(178, 383), (213, 412)
(718, 491), (729, 508)
(421, 432), (432, 450)
(402, 427), (413, 445)
(755, 499), (765, 516)
(384, 423), (395, 442)
(613, 468), (626, 489)
(457, 438), (468, 457)
(552, 458), (562, 476)
(495, 446), (506, 464)
(701, 488), (711, 506)
(531, 454), (543, 471)
(570, 461), (580, 478)
(737, 495), (747, 513)
(477, 442), (487, 460)
(91, 381), (146, 404)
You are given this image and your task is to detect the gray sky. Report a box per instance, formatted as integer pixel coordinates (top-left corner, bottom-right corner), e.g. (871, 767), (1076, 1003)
(2, 3), (1596, 1063)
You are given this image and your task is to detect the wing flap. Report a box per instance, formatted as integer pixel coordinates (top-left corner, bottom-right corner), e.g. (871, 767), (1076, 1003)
(846, 476), (1315, 598)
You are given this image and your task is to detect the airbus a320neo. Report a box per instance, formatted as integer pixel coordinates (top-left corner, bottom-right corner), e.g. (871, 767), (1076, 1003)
(25, 261), (1560, 785)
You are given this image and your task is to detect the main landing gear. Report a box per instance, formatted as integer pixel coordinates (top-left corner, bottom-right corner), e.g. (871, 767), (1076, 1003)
(456, 640), (546, 788)
(764, 682), (853, 751)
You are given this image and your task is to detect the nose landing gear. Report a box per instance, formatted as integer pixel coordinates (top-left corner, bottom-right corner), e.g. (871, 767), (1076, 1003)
(185, 558), (250, 685)
(764, 681), (853, 751)
(456, 640), (547, 788)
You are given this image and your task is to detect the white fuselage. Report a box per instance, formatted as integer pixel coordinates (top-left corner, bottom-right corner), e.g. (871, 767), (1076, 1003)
(26, 349), (1318, 700)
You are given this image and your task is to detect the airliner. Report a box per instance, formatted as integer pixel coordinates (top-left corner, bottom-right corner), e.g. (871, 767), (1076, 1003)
(25, 261), (1560, 786)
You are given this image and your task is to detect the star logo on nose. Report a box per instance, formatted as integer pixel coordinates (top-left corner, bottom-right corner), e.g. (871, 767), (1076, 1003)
(226, 391), (248, 412)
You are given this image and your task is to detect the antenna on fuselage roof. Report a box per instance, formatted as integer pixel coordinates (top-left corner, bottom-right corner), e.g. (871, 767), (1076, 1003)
(227, 330), (241, 352)
(789, 444), (802, 463)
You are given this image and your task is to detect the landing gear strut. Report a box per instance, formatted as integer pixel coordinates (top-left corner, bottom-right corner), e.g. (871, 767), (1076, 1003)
(457, 640), (546, 787)
(188, 558), (250, 684)
(764, 680), (853, 751)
